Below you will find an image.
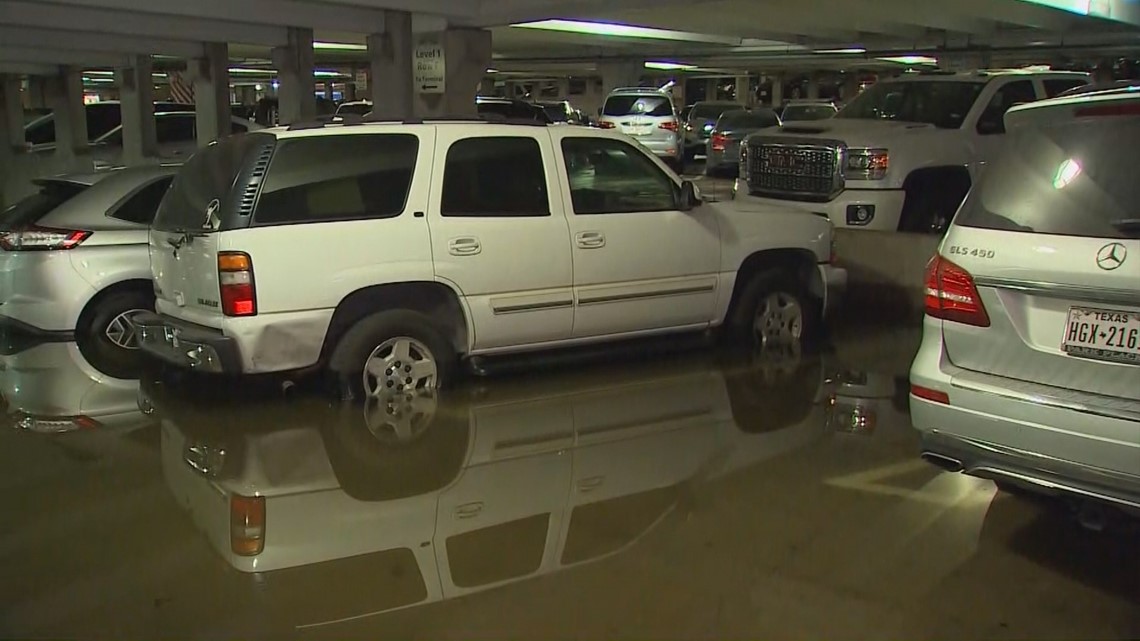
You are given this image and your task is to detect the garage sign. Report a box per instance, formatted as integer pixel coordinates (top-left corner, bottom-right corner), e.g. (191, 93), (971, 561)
(413, 34), (445, 94)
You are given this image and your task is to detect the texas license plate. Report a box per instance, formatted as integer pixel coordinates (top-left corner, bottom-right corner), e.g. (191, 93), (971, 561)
(1062, 306), (1140, 365)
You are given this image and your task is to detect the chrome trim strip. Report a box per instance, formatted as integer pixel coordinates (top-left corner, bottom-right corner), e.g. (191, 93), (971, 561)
(495, 430), (575, 450)
(975, 276), (1140, 307)
(950, 373), (1140, 423)
(491, 299), (574, 315)
(577, 408), (712, 437)
(577, 284), (715, 306)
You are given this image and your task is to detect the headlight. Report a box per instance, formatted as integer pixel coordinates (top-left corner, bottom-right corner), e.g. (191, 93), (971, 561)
(845, 148), (889, 180)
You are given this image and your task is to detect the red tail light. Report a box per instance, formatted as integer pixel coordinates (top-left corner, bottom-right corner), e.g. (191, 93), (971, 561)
(711, 133), (728, 151)
(597, 121), (616, 129)
(0, 226), (91, 251)
(218, 252), (257, 317)
(923, 254), (990, 327)
(659, 120), (679, 132)
(910, 384), (950, 405)
(230, 494), (265, 556)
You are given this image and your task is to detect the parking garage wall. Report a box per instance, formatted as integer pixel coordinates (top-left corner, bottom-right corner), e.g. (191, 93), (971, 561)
(835, 229), (941, 323)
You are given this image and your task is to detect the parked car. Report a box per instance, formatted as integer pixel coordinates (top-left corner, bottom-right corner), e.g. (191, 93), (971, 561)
(705, 107), (780, 177)
(135, 120), (845, 393)
(737, 69), (1090, 233)
(779, 100), (838, 122)
(0, 165), (176, 376)
(22, 100), (189, 147)
(475, 97), (552, 123)
(596, 87), (682, 168)
(87, 111), (261, 169)
(910, 88), (1140, 517)
(335, 100), (373, 116)
(683, 101), (741, 162)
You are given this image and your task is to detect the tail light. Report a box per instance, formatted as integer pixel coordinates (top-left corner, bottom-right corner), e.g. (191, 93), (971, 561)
(230, 494), (265, 556)
(14, 414), (100, 433)
(597, 120), (616, 129)
(218, 251), (257, 317)
(910, 384), (950, 405)
(923, 254), (990, 327)
(711, 133), (728, 151)
(0, 227), (91, 251)
(659, 120), (679, 132)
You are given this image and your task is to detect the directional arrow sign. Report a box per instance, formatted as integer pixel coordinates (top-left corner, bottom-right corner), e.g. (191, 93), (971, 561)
(413, 34), (445, 95)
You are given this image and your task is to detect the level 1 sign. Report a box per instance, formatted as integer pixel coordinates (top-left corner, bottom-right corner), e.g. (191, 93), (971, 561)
(413, 34), (445, 94)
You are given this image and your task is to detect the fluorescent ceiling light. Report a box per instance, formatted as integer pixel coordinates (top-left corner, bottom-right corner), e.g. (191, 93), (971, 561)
(511, 19), (740, 44)
(82, 77), (114, 83)
(815, 47), (866, 54)
(878, 55), (938, 65)
(313, 41), (366, 51)
(486, 68), (499, 73)
(228, 67), (277, 75)
(314, 70), (345, 78)
(645, 61), (696, 71)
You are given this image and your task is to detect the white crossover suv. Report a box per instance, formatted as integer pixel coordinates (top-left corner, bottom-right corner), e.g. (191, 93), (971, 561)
(597, 87), (683, 167)
(135, 119), (845, 392)
(0, 165), (176, 376)
(910, 88), (1140, 513)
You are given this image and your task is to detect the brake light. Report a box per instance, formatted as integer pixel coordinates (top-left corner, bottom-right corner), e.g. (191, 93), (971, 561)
(218, 251), (256, 317)
(711, 133), (728, 151)
(0, 226), (91, 251)
(910, 384), (950, 405)
(923, 254), (990, 327)
(597, 121), (616, 129)
(659, 120), (679, 132)
(230, 494), (265, 556)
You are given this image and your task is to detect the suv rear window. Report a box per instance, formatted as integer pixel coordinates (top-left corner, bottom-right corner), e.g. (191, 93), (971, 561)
(153, 132), (273, 232)
(602, 95), (673, 117)
(956, 111), (1140, 239)
(0, 181), (88, 230)
(254, 134), (418, 225)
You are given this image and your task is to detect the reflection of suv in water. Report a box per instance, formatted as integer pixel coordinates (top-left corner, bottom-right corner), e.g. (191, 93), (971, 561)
(596, 87), (682, 167)
(738, 70), (1089, 233)
(910, 88), (1140, 515)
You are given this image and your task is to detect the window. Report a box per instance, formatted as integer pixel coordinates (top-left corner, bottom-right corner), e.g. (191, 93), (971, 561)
(602, 95), (674, 117)
(23, 116), (56, 145)
(110, 177), (173, 225)
(691, 102), (736, 121)
(836, 81), (984, 129)
(976, 80), (1037, 135)
(85, 103), (123, 141)
(255, 134), (418, 225)
(0, 180), (88, 230)
(561, 137), (677, 215)
(441, 137), (549, 217)
(156, 115), (196, 144)
(719, 109), (780, 130)
(446, 514), (549, 587)
(1044, 78), (1089, 98)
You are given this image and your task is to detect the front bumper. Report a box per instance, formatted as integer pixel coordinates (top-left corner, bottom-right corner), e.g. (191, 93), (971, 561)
(735, 186), (905, 232)
(135, 312), (242, 374)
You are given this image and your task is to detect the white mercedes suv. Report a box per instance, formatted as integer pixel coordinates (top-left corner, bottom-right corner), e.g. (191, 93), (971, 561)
(910, 87), (1140, 514)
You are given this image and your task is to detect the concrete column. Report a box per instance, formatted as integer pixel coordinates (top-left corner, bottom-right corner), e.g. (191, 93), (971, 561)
(193, 42), (230, 147)
(735, 74), (750, 104)
(116, 55), (158, 166)
(413, 28), (491, 119)
(46, 67), (90, 172)
(705, 77), (718, 101)
(2, 75), (24, 150)
(806, 73), (821, 100)
(273, 27), (316, 125)
(24, 76), (47, 110)
(598, 61), (641, 96)
(842, 73), (860, 102)
(368, 10), (413, 119)
(771, 74), (784, 107)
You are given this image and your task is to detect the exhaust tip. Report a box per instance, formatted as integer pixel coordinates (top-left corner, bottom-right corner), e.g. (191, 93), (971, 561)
(922, 452), (964, 473)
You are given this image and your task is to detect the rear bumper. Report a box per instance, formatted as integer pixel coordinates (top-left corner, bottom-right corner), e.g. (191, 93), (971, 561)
(135, 312), (242, 374)
(638, 138), (682, 159)
(0, 250), (95, 333)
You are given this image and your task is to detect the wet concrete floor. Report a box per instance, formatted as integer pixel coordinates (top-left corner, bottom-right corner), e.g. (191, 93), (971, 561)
(1, 324), (1137, 640)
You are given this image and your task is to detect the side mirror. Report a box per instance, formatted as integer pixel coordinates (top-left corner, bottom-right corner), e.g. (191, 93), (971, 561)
(678, 180), (702, 211)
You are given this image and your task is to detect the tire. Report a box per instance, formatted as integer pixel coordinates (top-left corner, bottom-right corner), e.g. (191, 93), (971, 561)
(329, 309), (457, 399)
(728, 269), (819, 350)
(76, 289), (154, 378)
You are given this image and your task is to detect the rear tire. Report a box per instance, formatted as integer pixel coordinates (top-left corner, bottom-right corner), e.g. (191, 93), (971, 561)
(77, 289), (154, 378)
(728, 269), (819, 350)
(329, 309), (457, 400)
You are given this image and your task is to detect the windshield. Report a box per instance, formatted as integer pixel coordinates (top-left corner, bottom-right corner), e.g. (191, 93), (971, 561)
(691, 103), (736, 121)
(718, 109), (780, 130)
(602, 95), (673, 117)
(782, 105), (836, 121)
(836, 81), (984, 128)
(0, 181), (88, 230)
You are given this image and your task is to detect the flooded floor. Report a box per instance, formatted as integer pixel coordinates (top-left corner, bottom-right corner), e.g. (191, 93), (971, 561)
(1, 325), (1137, 640)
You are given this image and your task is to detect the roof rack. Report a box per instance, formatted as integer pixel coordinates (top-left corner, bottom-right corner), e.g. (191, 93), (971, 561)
(285, 112), (549, 130)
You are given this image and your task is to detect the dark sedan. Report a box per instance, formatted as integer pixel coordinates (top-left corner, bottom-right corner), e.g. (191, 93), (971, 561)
(705, 108), (780, 176)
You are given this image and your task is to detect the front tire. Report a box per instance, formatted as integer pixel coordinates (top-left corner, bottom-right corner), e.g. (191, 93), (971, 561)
(77, 289), (154, 378)
(729, 270), (819, 350)
(329, 310), (456, 400)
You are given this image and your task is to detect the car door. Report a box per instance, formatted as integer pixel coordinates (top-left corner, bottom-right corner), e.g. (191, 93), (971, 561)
(551, 131), (720, 338)
(426, 127), (574, 351)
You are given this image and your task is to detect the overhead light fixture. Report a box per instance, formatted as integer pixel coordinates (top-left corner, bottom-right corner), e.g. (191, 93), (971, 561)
(645, 61), (696, 71)
(878, 55), (938, 66)
(313, 70), (345, 78)
(82, 77), (114, 83)
(228, 67), (277, 75)
(313, 41), (367, 51)
(815, 47), (867, 54)
(510, 19), (740, 44)
(486, 68), (499, 73)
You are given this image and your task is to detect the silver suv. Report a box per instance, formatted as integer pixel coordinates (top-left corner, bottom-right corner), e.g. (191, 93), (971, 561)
(911, 88), (1140, 515)
(597, 87), (681, 167)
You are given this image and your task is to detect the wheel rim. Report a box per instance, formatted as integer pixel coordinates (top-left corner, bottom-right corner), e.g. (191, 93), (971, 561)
(362, 336), (438, 397)
(362, 391), (438, 445)
(752, 292), (803, 347)
(104, 309), (147, 349)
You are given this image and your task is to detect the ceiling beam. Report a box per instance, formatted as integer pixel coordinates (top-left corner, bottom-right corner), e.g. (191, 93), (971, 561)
(0, 1), (289, 47)
(0, 62), (58, 76)
(0, 45), (130, 68)
(0, 26), (206, 59)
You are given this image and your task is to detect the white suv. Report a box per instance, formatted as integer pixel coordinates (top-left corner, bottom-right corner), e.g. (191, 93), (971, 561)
(136, 119), (845, 393)
(910, 88), (1140, 512)
(597, 88), (682, 167)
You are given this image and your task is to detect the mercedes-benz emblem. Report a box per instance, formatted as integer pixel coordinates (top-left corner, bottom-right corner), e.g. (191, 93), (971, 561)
(1095, 242), (1127, 271)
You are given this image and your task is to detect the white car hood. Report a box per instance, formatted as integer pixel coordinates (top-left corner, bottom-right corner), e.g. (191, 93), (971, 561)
(756, 118), (941, 148)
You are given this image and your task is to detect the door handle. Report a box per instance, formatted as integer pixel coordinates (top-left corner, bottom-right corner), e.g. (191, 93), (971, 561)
(575, 231), (605, 249)
(448, 237), (481, 256)
(577, 475), (605, 493)
(454, 502), (484, 519)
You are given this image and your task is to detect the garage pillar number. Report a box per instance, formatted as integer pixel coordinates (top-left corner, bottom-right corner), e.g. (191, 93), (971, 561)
(414, 36), (446, 94)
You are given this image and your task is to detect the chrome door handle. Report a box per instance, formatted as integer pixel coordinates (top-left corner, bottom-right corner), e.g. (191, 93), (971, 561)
(575, 231), (605, 249)
(448, 237), (481, 256)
